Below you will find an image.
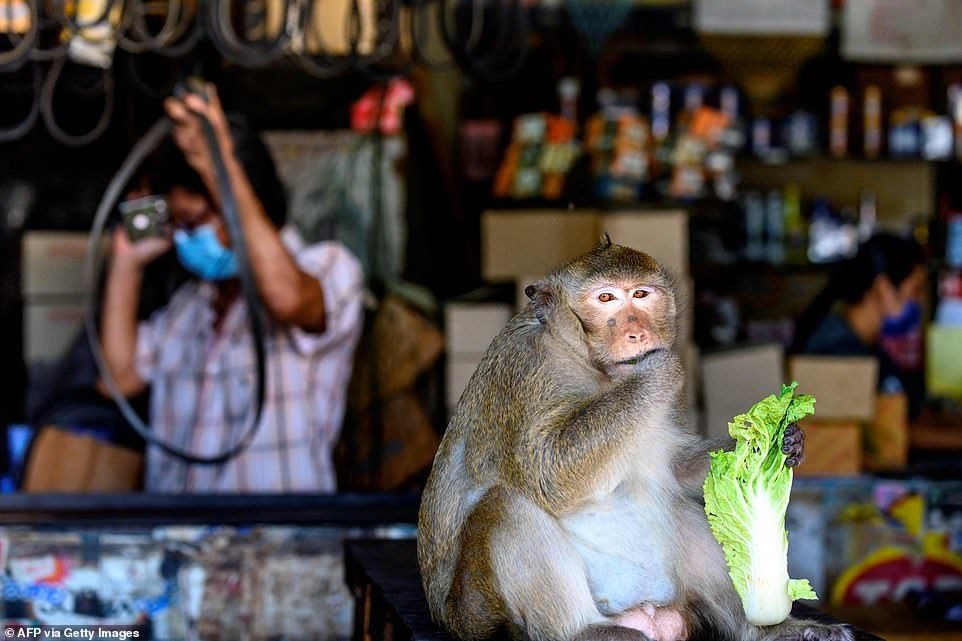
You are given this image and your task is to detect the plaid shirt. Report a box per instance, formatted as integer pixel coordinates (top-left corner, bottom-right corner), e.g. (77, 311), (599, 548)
(135, 229), (364, 492)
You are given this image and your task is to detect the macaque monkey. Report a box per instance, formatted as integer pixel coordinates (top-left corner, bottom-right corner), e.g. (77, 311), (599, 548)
(418, 239), (851, 641)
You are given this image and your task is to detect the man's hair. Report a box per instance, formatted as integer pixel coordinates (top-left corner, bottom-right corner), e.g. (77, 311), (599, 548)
(142, 113), (288, 229)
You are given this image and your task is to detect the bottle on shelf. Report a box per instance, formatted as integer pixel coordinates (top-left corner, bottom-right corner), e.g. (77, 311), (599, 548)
(830, 86), (850, 159)
(743, 191), (765, 261)
(783, 183), (806, 262)
(766, 189), (785, 264)
(651, 82), (671, 144)
(863, 85), (882, 159)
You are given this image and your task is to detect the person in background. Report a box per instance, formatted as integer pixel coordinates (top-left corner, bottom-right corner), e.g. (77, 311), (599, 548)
(791, 232), (927, 417)
(99, 83), (364, 492)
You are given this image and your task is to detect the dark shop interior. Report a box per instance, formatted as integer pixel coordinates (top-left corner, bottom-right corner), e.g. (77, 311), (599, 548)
(0, 0), (961, 639)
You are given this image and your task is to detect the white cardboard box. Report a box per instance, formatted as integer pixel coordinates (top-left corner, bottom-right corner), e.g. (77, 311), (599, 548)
(788, 356), (879, 421)
(24, 302), (86, 364)
(482, 209), (689, 282)
(446, 356), (482, 410)
(482, 210), (599, 281)
(702, 344), (785, 439)
(22, 231), (107, 297)
(599, 210), (689, 279)
(445, 303), (513, 355)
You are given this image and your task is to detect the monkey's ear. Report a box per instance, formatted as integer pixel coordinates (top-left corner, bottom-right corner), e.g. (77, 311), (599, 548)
(525, 281), (555, 325)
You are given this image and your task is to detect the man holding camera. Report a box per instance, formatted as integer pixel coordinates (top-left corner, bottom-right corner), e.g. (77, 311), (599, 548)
(100, 83), (364, 492)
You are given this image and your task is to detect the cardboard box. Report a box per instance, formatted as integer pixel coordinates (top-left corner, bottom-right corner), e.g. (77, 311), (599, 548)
(701, 343), (785, 439)
(23, 302), (86, 365)
(446, 356), (482, 410)
(22, 231), (106, 297)
(23, 426), (143, 492)
(599, 210), (689, 279)
(864, 393), (908, 471)
(788, 356), (878, 421)
(481, 209), (690, 282)
(445, 303), (513, 355)
(794, 419), (862, 476)
(482, 210), (598, 281)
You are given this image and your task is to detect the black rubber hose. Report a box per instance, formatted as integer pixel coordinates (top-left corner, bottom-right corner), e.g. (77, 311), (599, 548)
(205, 0), (288, 67)
(84, 105), (268, 465)
(0, 62), (41, 141)
(40, 55), (114, 146)
(291, 0), (358, 79)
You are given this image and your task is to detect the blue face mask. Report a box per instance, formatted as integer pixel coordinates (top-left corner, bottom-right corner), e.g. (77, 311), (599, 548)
(882, 299), (922, 337)
(173, 223), (238, 281)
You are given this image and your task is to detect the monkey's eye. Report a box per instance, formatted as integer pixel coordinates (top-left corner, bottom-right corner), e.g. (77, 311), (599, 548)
(632, 290), (650, 299)
(598, 292), (615, 303)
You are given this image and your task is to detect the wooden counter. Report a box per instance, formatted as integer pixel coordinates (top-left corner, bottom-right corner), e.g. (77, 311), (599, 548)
(345, 539), (886, 641)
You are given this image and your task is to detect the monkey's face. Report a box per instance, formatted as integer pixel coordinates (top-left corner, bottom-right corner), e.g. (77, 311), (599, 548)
(580, 279), (673, 379)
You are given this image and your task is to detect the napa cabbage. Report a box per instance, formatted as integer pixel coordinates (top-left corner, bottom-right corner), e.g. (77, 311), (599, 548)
(703, 382), (818, 626)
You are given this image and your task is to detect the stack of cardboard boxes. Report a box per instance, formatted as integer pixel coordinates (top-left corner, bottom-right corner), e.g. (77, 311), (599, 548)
(22, 232), (103, 372)
(702, 346), (907, 475)
(444, 302), (514, 417)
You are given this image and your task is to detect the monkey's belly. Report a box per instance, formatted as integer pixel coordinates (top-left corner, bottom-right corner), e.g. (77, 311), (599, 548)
(560, 499), (677, 615)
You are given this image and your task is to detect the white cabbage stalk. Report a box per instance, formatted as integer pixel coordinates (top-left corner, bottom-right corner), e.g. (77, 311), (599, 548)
(704, 383), (818, 627)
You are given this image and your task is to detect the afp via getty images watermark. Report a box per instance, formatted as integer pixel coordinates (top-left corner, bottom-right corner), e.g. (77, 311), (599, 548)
(3, 626), (147, 640)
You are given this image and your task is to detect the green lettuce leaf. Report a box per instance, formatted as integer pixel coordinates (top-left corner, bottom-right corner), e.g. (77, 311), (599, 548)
(703, 382), (819, 626)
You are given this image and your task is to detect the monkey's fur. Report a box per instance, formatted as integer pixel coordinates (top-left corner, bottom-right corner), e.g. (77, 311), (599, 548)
(418, 240), (852, 641)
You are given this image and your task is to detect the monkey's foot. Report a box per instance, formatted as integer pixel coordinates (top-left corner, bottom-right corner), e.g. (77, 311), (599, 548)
(614, 605), (687, 641)
(768, 620), (854, 641)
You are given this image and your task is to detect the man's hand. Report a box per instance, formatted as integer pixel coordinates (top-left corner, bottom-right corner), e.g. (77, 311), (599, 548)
(112, 226), (171, 270)
(163, 82), (234, 189)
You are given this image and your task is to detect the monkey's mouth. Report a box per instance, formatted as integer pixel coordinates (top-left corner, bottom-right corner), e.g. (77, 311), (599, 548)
(617, 357), (641, 366)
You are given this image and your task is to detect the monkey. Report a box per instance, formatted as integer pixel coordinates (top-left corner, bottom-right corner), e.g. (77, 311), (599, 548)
(418, 238), (852, 641)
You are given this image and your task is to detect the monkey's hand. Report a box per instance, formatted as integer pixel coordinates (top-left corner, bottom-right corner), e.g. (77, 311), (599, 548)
(631, 347), (684, 390)
(781, 424), (804, 468)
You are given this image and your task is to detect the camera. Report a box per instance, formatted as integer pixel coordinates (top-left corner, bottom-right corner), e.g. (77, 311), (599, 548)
(119, 194), (169, 242)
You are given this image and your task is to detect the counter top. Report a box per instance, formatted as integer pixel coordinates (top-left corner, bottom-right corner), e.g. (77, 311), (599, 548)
(345, 539), (886, 641)
(0, 492), (420, 526)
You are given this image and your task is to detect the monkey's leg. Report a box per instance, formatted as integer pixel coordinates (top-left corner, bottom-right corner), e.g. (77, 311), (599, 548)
(447, 487), (653, 641)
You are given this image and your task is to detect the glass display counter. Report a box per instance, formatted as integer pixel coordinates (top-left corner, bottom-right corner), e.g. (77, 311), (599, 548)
(0, 493), (418, 641)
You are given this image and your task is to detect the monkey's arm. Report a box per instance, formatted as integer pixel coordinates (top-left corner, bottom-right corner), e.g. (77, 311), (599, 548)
(674, 425), (806, 497)
(674, 435), (733, 497)
(514, 348), (682, 514)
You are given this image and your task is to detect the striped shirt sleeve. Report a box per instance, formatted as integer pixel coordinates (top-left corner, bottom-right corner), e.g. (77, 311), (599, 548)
(134, 311), (162, 384)
(287, 241), (365, 357)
